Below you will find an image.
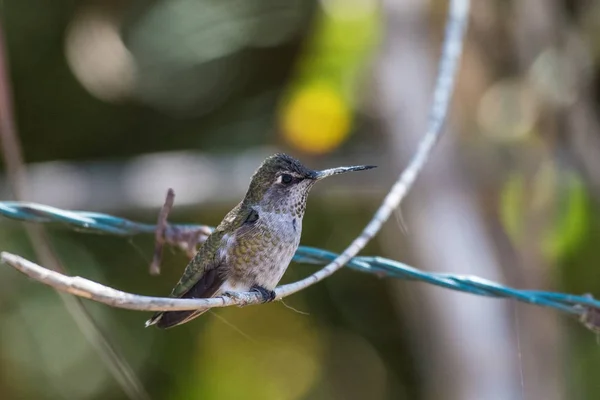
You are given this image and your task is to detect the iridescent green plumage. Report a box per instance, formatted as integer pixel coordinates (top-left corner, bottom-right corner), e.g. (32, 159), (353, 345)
(170, 204), (245, 298)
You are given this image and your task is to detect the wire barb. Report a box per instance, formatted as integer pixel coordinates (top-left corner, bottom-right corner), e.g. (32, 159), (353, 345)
(577, 294), (600, 334)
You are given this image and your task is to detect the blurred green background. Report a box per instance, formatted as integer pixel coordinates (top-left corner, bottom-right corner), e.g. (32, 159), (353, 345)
(1, 1), (600, 399)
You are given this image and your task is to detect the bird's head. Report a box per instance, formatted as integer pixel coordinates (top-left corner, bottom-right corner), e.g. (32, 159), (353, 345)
(243, 153), (375, 212)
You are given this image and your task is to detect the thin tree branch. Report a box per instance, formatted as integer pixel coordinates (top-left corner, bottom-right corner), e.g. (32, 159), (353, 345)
(276, 0), (470, 300)
(0, 0), (471, 313)
(2, 252), (249, 310)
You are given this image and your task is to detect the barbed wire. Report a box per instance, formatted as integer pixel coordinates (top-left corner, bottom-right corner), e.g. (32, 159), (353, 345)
(0, 200), (598, 332)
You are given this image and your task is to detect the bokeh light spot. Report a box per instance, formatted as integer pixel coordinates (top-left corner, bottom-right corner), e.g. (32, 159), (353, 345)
(281, 83), (351, 155)
(477, 79), (539, 142)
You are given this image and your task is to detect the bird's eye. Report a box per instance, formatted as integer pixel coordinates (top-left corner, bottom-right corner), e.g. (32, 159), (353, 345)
(280, 174), (293, 184)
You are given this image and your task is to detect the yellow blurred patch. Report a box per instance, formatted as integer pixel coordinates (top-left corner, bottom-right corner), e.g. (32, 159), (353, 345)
(282, 83), (351, 155)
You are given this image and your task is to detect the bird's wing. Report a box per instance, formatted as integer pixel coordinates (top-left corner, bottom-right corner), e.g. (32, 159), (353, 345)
(145, 204), (256, 328)
(169, 203), (249, 298)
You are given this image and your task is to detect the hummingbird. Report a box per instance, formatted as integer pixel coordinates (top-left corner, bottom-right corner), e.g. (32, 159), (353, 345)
(146, 153), (375, 328)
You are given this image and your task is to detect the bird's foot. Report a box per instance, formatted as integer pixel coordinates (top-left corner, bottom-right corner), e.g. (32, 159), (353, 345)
(251, 285), (276, 303)
(222, 291), (248, 306)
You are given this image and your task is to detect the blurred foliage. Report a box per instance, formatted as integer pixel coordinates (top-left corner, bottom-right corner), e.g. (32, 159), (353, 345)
(279, 1), (380, 154)
(500, 163), (588, 262)
(124, 0), (312, 116)
(1, 0), (600, 400)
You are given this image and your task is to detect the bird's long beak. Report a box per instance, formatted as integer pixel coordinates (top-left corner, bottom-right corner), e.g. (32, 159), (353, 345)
(313, 165), (376, 181)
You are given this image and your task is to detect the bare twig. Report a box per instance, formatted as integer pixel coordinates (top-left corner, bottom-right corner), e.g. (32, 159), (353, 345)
(2, 252), (255, 310)
(150, 188), (175, 275)
(0, 0), (471, 313)
(0, 19), (149, 400)
(150, 188), (212, 274)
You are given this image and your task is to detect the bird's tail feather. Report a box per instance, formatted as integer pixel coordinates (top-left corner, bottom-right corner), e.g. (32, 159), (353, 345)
(145, 268), (223, 329)
(145, 309), (208, 329)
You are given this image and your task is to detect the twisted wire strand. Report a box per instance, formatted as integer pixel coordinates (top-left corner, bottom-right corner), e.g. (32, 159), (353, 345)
(0, 201), (597, 328)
